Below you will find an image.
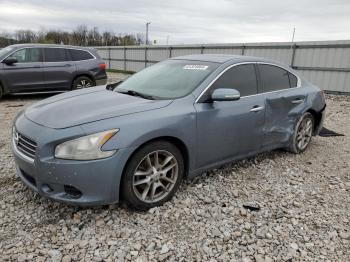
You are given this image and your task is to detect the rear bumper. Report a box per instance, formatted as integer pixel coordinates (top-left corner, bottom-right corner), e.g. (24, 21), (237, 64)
(95, 78), (107, 86)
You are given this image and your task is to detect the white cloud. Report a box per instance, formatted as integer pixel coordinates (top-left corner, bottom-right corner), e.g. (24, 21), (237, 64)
(0, 0), (349, 44)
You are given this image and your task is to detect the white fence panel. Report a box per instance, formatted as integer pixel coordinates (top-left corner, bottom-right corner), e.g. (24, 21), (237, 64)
(147, 48), (170, 61)
(94, 40), (350, 93)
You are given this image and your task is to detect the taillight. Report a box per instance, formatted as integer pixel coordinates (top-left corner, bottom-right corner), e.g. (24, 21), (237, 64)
(99, 63), (106, 70)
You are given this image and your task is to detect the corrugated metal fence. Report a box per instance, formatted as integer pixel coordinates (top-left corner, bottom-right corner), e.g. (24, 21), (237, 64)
(95, 40), (350, 94)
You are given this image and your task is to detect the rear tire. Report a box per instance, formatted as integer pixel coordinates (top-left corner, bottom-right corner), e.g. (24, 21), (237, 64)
(121, 141), (184, 211)
(72, 76), (95, 90)
(0, 86), (3, 100)
(289, 112), (314, 153)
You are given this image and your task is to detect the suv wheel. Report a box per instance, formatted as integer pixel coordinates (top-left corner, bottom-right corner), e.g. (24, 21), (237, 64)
(289, 112), (314, 153)
(72, 76), (95, 90)
(121, 141), (184, 210)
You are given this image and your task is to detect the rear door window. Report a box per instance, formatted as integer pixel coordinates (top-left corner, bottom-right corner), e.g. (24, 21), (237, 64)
(258, 64), (291, 93)
(43, 48), (67, 62)
(69, 49), (94, 61)
(11, 48), (41, 63)
(208, 64), (258, 98)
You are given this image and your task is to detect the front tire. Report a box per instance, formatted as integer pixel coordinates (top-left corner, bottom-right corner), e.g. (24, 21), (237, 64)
(121, 141), (184, 210)
(289, 112), (314, 153)
(72, 76), (95, 90)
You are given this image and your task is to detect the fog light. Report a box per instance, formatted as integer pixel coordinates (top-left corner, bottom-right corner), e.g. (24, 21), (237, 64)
(64, 185), (82, 199)
(41, 184), (53, 193)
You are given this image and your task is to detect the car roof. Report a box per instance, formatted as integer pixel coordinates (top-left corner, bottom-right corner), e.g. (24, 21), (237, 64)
(171, 54), (278, 64)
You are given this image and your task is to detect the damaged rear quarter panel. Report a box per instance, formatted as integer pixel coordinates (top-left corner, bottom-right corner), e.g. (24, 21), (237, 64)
(262, 82), (325, 148)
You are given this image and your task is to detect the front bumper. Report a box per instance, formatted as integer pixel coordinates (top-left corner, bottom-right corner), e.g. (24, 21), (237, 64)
(12, 114), (135, 206)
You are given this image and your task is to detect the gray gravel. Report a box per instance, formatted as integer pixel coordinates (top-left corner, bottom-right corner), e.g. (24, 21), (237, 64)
(0, 76), (349, 261)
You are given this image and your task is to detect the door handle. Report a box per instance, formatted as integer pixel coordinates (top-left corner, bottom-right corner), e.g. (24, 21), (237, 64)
(250, 106), (264, 112)
(291, 98), (304, 104)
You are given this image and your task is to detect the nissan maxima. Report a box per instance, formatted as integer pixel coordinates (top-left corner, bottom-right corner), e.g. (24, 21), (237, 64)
(12, 54), (326, 210)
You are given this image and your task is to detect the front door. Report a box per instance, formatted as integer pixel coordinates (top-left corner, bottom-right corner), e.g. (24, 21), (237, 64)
(194, 63), (266, 169)
(2, 48), (44, 93)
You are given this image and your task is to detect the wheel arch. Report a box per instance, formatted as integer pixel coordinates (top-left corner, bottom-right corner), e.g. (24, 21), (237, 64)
(0, 79), (7, 95)
(125, 136), (190, 177)
(306, 108), (323, 135)
(119, 136), (191, 201)
(71, 74), (95, 89)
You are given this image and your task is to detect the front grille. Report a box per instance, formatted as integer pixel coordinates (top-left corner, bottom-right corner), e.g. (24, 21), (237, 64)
(15, 132), (37, 160)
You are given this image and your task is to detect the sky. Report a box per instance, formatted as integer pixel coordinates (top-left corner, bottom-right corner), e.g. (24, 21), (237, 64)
(0, 0), (349, 44)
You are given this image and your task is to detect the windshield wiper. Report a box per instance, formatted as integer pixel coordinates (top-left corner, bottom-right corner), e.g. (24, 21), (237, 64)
(116, 90), (155, 100)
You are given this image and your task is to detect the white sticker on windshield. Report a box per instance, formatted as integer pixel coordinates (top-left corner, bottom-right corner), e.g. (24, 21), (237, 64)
(183, 65), (209, 70)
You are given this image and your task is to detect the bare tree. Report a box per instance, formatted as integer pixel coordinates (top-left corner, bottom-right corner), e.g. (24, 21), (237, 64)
(87, 27), (102, 46)
(102, 31), (112, 46)
(15, 30), (37, 43)
(0, 25), (147, 47)
(72, 25), (88, 46)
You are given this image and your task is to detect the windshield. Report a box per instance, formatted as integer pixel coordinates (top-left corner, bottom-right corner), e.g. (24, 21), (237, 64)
(0, 46), (15, 59)
(115, 60), (218, 99)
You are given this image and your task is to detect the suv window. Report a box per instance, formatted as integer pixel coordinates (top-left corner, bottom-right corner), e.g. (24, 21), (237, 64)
(43, 48), (67, 62)
(258, 64), (291, 93)
(11, 48), (41, 63)
(69, 49), (94, 61)
(207, 64), (258, 98)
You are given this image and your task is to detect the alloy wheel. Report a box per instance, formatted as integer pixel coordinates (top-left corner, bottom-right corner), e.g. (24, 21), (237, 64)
(76, 79), (92, 89)
(296, 117), (313, 151)
(132, 150), (178, 203)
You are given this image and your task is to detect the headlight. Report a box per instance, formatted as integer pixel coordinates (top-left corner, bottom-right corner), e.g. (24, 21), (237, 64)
(55, 129), (119, 160)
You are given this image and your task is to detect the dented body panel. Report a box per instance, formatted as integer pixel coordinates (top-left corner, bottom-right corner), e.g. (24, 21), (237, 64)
(12, 55), (326, 206)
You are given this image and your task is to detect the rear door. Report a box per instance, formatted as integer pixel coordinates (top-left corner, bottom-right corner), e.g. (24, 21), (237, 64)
(194, 63), (266, 168)
(257, 63), (305, 147)
(2, 48), (44, 93)
(42, 48), (76, 90)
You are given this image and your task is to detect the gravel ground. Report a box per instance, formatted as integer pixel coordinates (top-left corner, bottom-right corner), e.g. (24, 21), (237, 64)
(0, 74), (349, 261)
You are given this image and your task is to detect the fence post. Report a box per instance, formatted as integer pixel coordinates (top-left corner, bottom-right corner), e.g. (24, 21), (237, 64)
(290, 44), (297, 68)
(108, 47), (111, 69)
(123, 47), (127, 71)
(144, 46), (148, 68)
(169, 46), (172, 58)
(241, 44), (246, 55)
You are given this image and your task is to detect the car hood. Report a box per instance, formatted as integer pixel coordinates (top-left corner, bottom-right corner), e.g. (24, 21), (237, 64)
(25, 86), (172, 129)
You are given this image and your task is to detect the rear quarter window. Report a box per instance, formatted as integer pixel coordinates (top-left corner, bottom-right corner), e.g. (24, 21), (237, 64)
(258, 64), (291, 93)
(288, 72), (298, 87)
(69, 49), (94, 61)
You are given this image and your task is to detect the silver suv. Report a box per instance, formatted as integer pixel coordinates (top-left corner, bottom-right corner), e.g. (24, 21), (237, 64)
(0, 44), (107, 99)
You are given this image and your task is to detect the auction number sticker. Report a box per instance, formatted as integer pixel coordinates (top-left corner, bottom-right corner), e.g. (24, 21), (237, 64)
(183, 65), (209, 70)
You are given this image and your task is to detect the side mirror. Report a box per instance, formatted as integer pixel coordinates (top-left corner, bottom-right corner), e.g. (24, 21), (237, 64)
(106, 80), (123, 90)
(2, 57), (18, 65)
(211, 88), (240, 102)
